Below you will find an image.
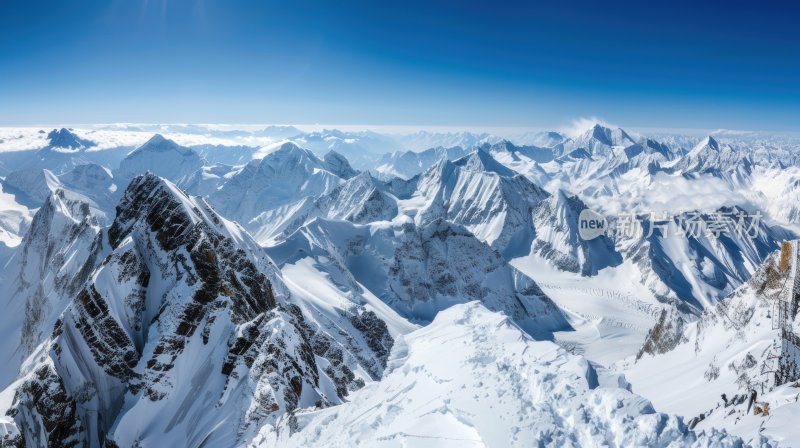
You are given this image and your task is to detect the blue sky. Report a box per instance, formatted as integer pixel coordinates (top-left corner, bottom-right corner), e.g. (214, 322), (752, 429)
(1, 0), (798, 130)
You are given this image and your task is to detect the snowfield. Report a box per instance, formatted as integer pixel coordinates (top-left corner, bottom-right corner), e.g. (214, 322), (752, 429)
(271, 302), (742, 448)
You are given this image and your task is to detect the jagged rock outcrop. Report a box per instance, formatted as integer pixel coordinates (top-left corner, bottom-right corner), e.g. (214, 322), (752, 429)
(637, 307), (688, 359)
(0, 189), (103, 387)
(2, 174), (394, 447)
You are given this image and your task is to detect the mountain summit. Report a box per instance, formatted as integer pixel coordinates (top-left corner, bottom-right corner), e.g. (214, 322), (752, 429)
(46, 128), (95, 151)
(117, 134), (204, 182)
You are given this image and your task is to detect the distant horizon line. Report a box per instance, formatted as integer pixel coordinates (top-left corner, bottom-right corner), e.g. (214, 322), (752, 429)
(1, 122), (799, 137)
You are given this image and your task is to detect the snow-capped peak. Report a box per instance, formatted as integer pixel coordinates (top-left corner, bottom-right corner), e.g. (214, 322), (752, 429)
(136, 133), (187, 153)
(46, 128), (95, 151)
(415, 149), (550, 257)
(3, 123), (800, 445)
(583, 123), (636, 147)
(117, 134), (204, 182)
(258, 142), (322, 170)
(111, 172), (250, 247)
(206, 142), (350, 230)
(692, 135), (721, 153)
(452, 147), (517, 177)
(553, 123), (638, 159)
(664, 135), (749, 177)
(322, 150), (358, 179)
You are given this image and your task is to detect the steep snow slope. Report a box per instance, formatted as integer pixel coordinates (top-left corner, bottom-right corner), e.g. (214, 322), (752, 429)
(553, 124), (636, 159)
(413, 150), (549, 258)
(266, 302), (743, 448)
(3, 124), (800, 445)
(377, 148), (622, 275)
(574, 138), (676, 188)
(485, 140), (553, 186)
(542, 134), (682, 203)
(2, 164), (120, 215)
(177, 162), (239, 198)
(251, 172), (398, 244)
(371, 139), (551, 181)
(387, 148), (621, 277)
(279, 257), (417, 339)
(665, 136), (751, 180)
(57, 163), (119, 211)
(530, 190), (622, 276)
(2, 168), (61, 206)
(208, 142), (351, 229)
(623, 248), (795, 444)
(0, 183), (32, 249)
(0, 174), (398, 447)
(266, 217), (568, 338)
(374, 146), (468, 180)
(0, 189), (104, 387)
(750, 166), (800, 228)
(322, 150), (358, 179)
(617, 208), (791, 313)
(312, 172), (396, 223)
(117, 134), (205, 183)
(485, 140), (555, 163)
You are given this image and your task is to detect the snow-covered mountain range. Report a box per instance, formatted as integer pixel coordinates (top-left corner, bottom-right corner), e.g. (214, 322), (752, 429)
(2, 123), (800, 446)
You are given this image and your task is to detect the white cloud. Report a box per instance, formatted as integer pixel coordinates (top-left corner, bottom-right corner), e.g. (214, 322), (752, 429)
(559, 117), (618, 139)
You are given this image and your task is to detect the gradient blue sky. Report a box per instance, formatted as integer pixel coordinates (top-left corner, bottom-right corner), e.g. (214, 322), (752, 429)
(1, 0), (798, 130)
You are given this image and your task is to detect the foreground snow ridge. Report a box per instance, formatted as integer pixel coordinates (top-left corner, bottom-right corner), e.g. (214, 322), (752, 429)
(274, 302), (740, 448)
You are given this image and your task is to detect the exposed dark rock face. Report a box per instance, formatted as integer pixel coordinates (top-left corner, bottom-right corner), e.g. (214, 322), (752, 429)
(637, 307), (688, 359)
(221, 301), (384, 428)
(349, 309), (393, 370)
(6, 365), (85, 448)
(72, 285), (141, 381)
(4, 174), (393, 447)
